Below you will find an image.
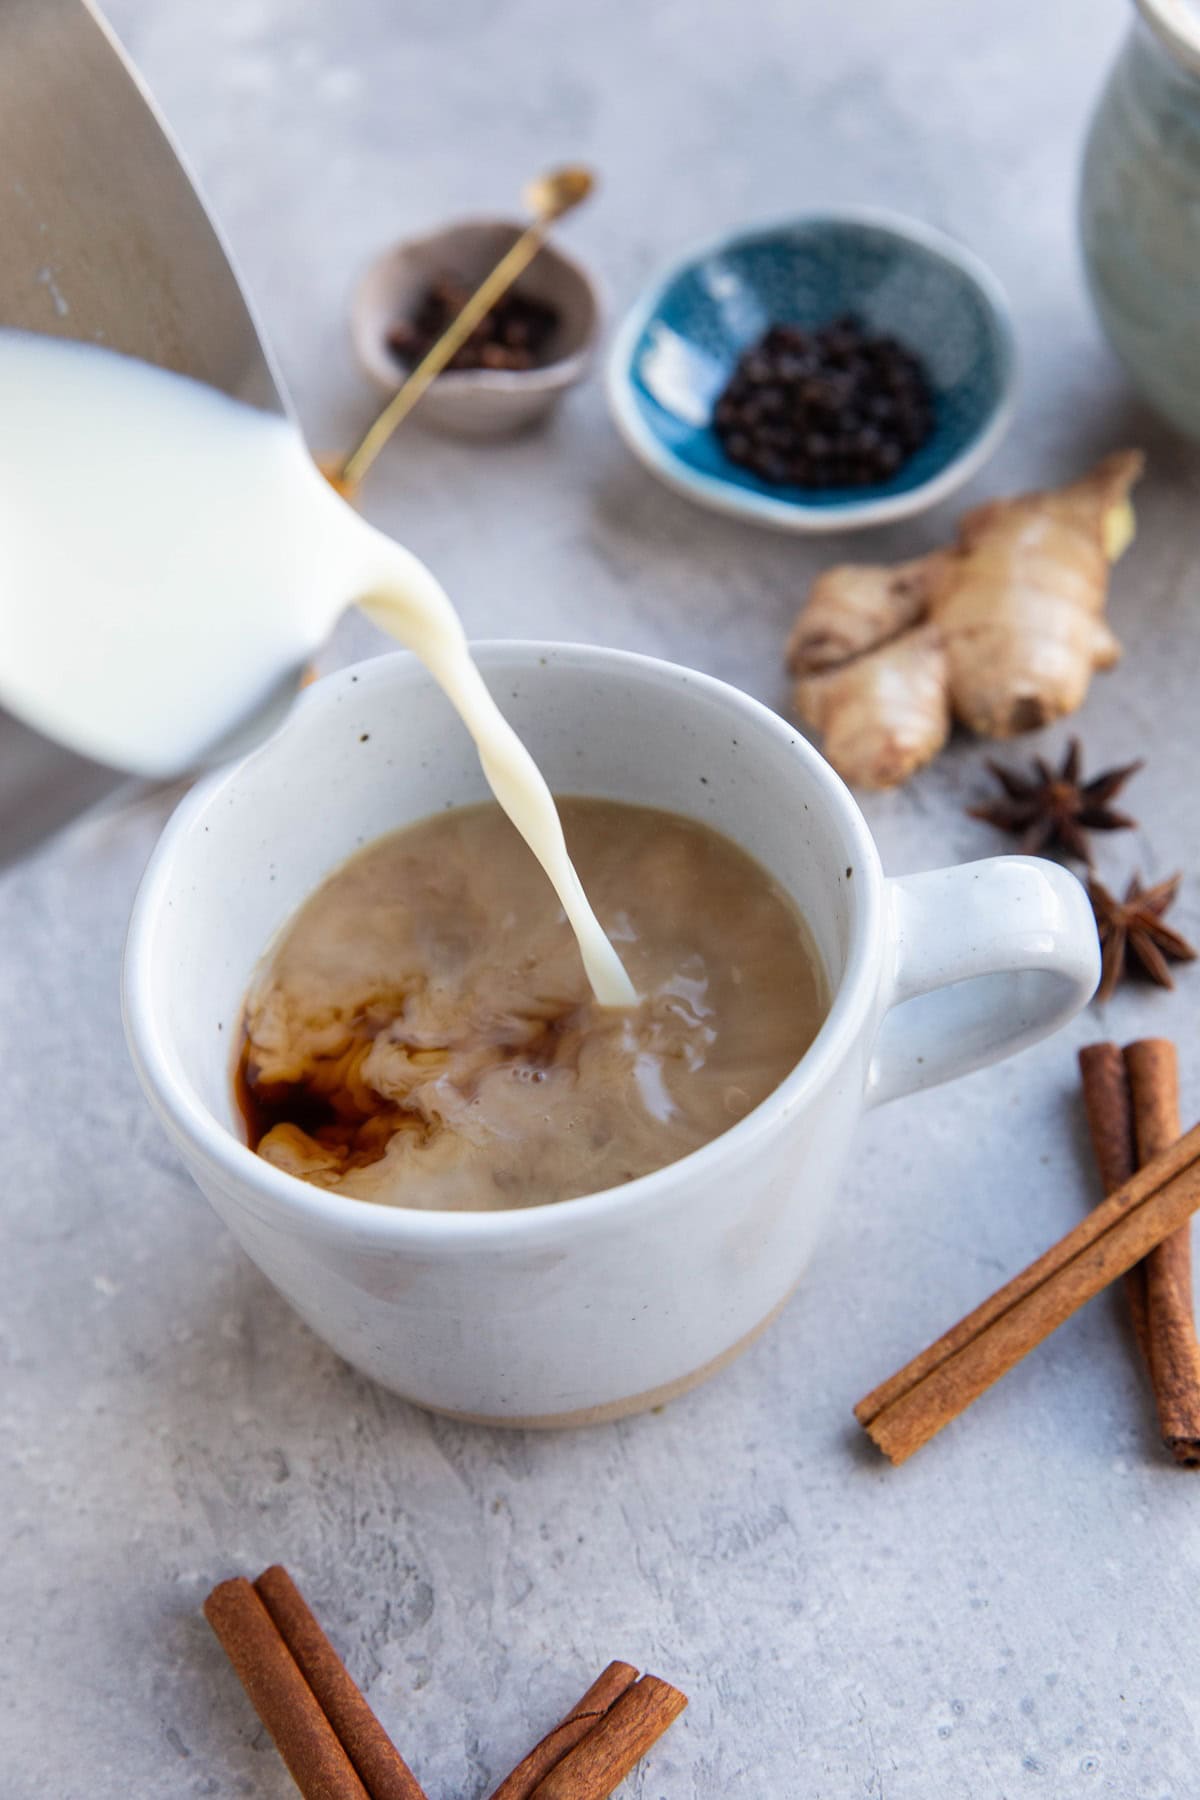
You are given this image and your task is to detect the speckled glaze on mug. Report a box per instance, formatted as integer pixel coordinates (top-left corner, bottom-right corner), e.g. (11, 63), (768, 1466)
(123, 645), (1099, 1426)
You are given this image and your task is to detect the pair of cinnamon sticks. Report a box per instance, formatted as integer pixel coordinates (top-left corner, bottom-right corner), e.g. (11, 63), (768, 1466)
(1079, 1039), (1200, 1463)
(204, 1567), (686, 1800)
(856, 1038), (1200, 1464)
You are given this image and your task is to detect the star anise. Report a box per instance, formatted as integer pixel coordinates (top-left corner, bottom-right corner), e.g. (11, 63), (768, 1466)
(1089, 872), (1197, 1002)
(967, 739), (1141, 862)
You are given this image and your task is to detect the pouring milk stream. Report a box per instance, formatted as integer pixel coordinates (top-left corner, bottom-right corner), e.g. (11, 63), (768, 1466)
(0, 331), (634, 1006)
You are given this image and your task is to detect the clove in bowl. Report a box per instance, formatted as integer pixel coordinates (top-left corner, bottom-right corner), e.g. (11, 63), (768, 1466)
(351, 216), (601, 437)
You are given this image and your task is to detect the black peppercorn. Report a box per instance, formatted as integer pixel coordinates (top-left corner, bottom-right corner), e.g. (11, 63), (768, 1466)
(713, 314), (935, 489)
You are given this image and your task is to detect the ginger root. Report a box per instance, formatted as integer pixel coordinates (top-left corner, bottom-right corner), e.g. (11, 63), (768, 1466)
(786, 450), (1144, 788)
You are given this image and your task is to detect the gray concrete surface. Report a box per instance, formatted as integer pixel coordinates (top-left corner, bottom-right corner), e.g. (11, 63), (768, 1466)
(4, 0), (1200, 1794)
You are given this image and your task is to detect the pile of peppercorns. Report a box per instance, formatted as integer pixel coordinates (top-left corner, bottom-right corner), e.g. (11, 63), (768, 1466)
(712, 315), (935, 489)
(387, 276), (561, 374)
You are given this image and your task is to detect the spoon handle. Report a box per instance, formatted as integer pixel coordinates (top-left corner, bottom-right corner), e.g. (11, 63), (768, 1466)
(338, 217), (551, 490)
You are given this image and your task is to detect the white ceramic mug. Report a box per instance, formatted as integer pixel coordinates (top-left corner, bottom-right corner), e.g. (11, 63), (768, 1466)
(123, 645), (1099, 1426)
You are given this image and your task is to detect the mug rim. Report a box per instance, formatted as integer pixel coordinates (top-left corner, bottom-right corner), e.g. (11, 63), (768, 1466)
(122, 641), (886, 1247)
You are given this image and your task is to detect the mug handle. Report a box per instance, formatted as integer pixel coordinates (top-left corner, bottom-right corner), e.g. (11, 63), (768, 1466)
(865, 856), (1100, 1107)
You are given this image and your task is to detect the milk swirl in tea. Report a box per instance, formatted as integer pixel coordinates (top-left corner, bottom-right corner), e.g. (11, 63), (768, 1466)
(237, 799), (827, 1210)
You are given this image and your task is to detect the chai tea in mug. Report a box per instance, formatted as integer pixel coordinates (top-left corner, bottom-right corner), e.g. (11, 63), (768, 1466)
(237, 798), (827, 1210)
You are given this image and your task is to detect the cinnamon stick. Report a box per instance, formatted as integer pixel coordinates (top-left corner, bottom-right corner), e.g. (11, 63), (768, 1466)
(855, 1120), (1200, 1463)
(254, 1565), (427, 1800)
(1125, 1040), (1200, 1464)
(1078, 1041), (1148, 1355)
(487, 1663), (640, 1800)
(526, 1675), (688, 1800)
(204, 1576), (371, 1800)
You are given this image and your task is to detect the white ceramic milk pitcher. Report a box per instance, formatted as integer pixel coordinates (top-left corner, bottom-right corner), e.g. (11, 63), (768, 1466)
(0, 0), (365, 858)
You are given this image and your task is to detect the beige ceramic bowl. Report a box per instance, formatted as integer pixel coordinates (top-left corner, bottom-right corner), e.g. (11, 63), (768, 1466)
(351, 216), (600, 437)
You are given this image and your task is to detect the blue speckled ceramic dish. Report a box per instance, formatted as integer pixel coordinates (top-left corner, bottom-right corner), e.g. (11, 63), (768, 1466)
(607, 210), (1016, 532)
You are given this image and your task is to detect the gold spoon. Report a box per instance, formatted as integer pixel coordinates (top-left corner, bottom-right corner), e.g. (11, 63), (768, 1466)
(332, 165), (595, 495)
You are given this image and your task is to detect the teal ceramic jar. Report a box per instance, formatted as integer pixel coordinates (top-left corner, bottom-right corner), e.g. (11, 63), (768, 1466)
(1080, 0), (1200, 439)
